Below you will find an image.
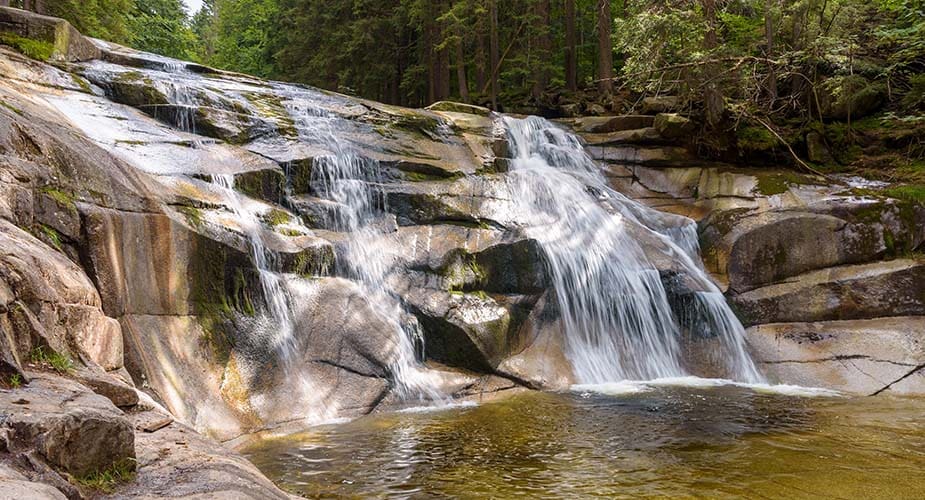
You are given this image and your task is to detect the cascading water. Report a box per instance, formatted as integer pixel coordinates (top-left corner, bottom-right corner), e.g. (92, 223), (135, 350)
(280, 99), (445, 400)
(503, 116), (762, 384)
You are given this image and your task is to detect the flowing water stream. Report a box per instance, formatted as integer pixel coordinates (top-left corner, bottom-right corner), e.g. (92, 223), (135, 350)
(504, 116), (761, 384)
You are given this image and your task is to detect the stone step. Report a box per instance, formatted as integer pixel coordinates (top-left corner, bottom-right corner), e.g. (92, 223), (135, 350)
(730, 259), (925, 326)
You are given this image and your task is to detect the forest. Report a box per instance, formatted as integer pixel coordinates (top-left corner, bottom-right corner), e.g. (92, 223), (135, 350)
(5, 0), (925, 192)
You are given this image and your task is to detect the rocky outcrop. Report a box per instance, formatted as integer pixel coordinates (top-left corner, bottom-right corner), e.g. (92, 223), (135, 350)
(0, 7), (100, 62)
(746, 317), (925, 395)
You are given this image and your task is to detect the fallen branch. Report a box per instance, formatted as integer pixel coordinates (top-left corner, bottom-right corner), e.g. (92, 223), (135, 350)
(752, 116), (827, 177)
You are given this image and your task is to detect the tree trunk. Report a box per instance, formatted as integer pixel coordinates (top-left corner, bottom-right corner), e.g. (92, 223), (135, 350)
(489, 0), (499, 109)
(564, 0), (577, 91)
(475, 31), (488, 93)
(597, 0), (613, 95)
(456, 36), (470, 103)
(765, 0), (777, 101)
(531, 0), (551, 99)
(702, 0), (724, 127)
(0, 1), (10, 8)
(425, 4), (436, 104)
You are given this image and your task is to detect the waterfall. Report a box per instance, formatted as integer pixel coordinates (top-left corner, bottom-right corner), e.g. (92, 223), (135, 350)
(282, 99), (445, 400)
(503, 116), (762, 384)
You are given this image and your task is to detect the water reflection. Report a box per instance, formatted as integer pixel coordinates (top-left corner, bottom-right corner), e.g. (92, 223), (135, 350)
(244, 388), (925, 498)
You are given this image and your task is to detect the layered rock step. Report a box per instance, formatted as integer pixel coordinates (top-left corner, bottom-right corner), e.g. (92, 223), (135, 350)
(746, 317), (925, 395)
(730, 259), (925, 326)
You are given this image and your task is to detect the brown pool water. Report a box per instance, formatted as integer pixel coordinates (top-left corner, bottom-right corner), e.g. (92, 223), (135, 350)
(242, 386), (925, 498)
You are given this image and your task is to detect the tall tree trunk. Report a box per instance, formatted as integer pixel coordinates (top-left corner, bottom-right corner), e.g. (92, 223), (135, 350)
(702, 0), (724, 127)
(765, 0), (778, 101)
(456, 36), (470, 103)
(564, 0), (577, 91)
(475, 31), (488, 93)
(425, 4), (436, 104)
(489, 0), (499, 109)
(596, 0), (613, 95)
(435, 0), (451, 101)
(531, 0), (551, 99)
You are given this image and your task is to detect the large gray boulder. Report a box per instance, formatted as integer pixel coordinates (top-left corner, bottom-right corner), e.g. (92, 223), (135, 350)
(0, 7), (100, 62)
(747, 317), (925, 395)
(0, 374), (134, 477)
(730, 259), (925, 326)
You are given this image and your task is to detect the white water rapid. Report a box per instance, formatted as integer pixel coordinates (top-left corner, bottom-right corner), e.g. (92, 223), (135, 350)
(503, 116), (763, 385)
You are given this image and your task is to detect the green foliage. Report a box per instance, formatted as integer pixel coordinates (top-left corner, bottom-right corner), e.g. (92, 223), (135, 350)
(9, 373), (23, 389)
(73, 459), (136, 493)
(29, 346), (74, 373)
(129, 0), (198, 60)
(0, 32), (54, 60)
(208, 0), (280, 77)
(737, 126), (777, 152)
(39, 224), (63, 250)
(884, 184), (925, 204)
(44, 0), (134, 44)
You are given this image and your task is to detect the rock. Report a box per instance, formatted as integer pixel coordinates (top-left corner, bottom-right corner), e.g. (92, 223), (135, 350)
(0, 220), (123, 371)
(558, 103), (582, 117)
(587, 103), (608, 115)
(75, 370), (139, 408)
(572, 115), (655, 133)
(382, 175), (515, 227)
(0, 7), (100, 62)
(0, 464), (66, 500)
(579, 127), (664, 146)
(700, 199), (925, 292)
(653, 113), (694, 139)
(641, 96), (680, 114)
(729, 259), (925, 326)
(805, 131), (832, 163)
(426, 101), (491, 116)
(746, 317), (925, 395)
(495, 292), (574, 389)
(0, 373), (134, 477)
(586, 145), (696, 166)
(111, 407), (292, 499)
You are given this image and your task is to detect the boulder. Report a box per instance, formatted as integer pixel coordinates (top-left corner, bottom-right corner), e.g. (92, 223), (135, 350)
(75, 370), (139, 408)
(641, 96), (680, 114)
(653, 113), (694, 139)
(0, 464), (67, 500)
(0, 373), (134, 477)
(571, 115), (655, 133)
(746, 317), (925, 395)
(586, 145), (696, 166)
(730, 259), (925, 326)
(426, 101), (491, 116)
(0, 7), (100, 62)
(805, 131), (833, 163)
(701, 199), (925, 292)
(0, 220), (123, 371)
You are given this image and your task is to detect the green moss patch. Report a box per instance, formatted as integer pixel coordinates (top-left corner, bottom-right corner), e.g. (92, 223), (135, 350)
(0, 32), (54, 61)
(737, 126), (777, 152)
(883, 184), (925, 204)
(754, 171), (815, 196)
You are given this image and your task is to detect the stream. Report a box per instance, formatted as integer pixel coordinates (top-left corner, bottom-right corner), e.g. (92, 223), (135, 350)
(244, 387), (925, 498)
